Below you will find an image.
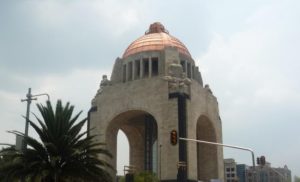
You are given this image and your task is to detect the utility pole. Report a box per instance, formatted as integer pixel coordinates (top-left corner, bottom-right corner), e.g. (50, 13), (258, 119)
(21, 88), (50, 152)
(21, 88), (35, 152)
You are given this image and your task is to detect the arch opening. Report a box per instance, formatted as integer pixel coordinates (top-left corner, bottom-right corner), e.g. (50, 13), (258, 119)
(117, 130), (129, 175)
(106, 110), (158, 176)
(197, 115), (218, 181)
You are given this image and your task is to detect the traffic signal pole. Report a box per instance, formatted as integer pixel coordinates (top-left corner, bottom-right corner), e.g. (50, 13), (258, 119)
(179, 137), (257, 181)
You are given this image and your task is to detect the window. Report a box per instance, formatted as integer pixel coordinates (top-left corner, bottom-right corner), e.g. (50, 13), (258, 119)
(192, 65), (195, 79)
(151, 57), (159, 76)
(226, 168), (230, 172)
(143, 58), (149, 78)
(134, 60), (140, 79)
(187, 62), (191, 78)
(231, 174), (235, 177)
(128, 62), (133, 81)
(123, 64), (127, 82)
(231, 168), (235, 171)
(227, 174), (230, 177)
(180, 60), (186, 73)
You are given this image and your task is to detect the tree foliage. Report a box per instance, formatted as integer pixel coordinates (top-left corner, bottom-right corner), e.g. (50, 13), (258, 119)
(119, 171), (159, 182)
(0, 100), (113, 182)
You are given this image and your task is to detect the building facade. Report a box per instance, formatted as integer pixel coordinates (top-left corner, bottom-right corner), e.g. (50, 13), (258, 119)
(224, 159), (238, 182)
(225, 159), (291, 182)
(90, 22), (224, 182)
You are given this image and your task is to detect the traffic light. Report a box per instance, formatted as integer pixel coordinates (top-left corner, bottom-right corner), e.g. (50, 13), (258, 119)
(170, 130), (178, 145)
(260, 156), (266, 166)
(257, 157), (261, 165)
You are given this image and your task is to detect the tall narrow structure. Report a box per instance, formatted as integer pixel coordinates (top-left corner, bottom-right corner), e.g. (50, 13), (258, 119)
(90, 22), (224, 182)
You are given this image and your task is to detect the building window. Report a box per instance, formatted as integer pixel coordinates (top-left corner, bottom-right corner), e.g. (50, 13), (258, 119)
(187, 62), (191, 78)
(128, 62), (133, 81)
(231, 174), (235, 177)
(134, 60), (140, 79)
(151, 57), (159, 76)
(231, 168), (235, 171)
(123, 64), (127, 83)
(192, 65), (195, 79)
(226, 168), (230, 172)
(143, 58), (149, 78)
(227, 174), (230, 177)
(180, 60), (186, 73)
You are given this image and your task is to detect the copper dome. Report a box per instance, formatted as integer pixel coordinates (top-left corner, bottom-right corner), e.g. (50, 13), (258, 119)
(123, 22), (191, 58)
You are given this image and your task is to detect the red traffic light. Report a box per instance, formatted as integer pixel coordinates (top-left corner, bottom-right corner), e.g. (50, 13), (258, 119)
(170, 130), (178, 145)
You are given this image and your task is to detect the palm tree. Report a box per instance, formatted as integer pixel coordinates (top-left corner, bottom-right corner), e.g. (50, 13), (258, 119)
(0, 100), (113, 182)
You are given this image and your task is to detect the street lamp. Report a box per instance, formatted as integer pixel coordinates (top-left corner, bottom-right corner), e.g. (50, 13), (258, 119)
(21, 88), (50, 152)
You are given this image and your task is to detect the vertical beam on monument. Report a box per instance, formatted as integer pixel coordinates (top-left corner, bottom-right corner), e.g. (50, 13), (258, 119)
(169, 92), (189, 182)
(144, 115), (154, 171)
(177, 93), (188, 182)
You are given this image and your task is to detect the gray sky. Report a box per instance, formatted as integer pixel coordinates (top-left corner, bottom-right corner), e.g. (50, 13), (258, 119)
(1, 0), (299, 178)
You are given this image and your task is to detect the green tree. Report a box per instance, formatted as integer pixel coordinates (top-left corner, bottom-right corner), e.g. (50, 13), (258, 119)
(134, 171), (159, 182)
(0, 146), (19, 182)
(0, 100), (113, 182)
(119, 171), (159, 182)
(295, 176), (300, 182)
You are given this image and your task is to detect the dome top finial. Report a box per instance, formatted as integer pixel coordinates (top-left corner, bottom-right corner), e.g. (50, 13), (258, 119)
(145, 22), (169, 34)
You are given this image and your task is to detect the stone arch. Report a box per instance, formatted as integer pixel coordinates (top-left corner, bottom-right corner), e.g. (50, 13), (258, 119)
(106, 110), (158, 175)
(196, 115), (218, 181)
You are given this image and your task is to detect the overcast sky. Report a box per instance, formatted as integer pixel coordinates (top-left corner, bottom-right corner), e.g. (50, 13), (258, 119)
(1, 0), (300, 178)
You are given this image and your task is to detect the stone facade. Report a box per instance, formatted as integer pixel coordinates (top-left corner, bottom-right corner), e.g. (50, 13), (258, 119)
(89, 23), (224, 182)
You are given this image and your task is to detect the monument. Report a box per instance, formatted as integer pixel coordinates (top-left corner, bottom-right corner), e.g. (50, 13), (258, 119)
(89, 22), (224, 182)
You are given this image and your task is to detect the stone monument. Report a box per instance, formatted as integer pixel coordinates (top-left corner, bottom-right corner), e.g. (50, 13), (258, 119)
(90, 22), (224, 182)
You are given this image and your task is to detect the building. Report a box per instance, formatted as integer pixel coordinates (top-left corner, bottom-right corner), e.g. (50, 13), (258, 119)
(236, 164), (247, 182)
(225, 159), (291, 182)
(224, 159), (238, 182)
(246, 164), (291, 182)
(90, 22), (224, 182)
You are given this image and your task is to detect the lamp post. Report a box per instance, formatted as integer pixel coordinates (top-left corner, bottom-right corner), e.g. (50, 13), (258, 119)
(21, 88), (50, 152)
